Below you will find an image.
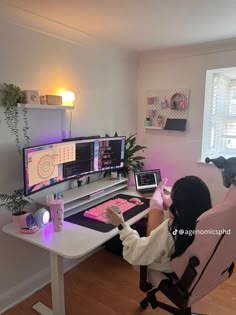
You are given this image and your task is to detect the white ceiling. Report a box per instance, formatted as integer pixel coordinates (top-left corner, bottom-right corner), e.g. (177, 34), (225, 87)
(4, 0), (236, 52)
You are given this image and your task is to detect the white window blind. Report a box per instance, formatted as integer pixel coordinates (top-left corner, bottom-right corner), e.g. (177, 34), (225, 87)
(201, 70), (236, 160)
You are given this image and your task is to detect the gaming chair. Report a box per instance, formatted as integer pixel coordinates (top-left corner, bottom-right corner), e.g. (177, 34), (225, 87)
(139, 156), (236, 315)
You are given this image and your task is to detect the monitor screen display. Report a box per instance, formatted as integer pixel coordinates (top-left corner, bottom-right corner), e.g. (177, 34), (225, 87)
(23, 141), (76, 196)
(98, 137), (125, 171)
(63, 138), (96, 178)
(63, 136), (126, 179)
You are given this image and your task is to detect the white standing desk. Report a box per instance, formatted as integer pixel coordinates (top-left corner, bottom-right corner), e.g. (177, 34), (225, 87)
(2, 185), (150, 315)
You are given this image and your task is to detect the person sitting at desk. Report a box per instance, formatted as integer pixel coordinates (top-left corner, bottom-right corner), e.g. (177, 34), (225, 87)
(105, 176), (212, 273)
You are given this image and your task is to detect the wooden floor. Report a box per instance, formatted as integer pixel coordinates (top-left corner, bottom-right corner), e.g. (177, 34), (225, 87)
(3, 249), (236, 315)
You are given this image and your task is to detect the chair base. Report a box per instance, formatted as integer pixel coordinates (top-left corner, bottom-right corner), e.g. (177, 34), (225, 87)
(140, 297), (207, 315)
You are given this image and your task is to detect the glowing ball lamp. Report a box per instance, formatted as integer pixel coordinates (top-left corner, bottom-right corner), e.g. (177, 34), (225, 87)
(34, 208), (50, 229)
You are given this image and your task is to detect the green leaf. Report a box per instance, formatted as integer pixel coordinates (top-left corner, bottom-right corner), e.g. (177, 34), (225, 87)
(129, 145), (147, 155)
(131, 156), (145, 161)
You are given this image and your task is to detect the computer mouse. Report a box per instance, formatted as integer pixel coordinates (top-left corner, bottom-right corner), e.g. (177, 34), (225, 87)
(129, 197), (143, 205)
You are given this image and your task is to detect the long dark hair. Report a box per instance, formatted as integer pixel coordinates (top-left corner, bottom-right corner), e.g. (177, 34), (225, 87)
(168, 176), (212, 258)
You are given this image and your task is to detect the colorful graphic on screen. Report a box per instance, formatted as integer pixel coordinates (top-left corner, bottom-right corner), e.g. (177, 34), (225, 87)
(24, 142), (75, 195)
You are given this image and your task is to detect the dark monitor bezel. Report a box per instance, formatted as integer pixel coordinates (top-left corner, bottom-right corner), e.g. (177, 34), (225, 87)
(23, 136), (126, 196)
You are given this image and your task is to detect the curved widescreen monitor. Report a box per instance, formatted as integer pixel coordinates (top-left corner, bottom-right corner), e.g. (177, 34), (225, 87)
(23, 136), (126, 196)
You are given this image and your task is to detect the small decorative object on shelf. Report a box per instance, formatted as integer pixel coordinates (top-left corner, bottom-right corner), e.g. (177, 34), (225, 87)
(161, 99), (169, 109)
(39, 95), (47, 104)
(156, 115), (164, 129)
(45, 95), (62, 105)
(147, 97), (158, 105)
(23, 90), (39, 104)
(144, 117), (152, 126)
(170, 92), (186, 110)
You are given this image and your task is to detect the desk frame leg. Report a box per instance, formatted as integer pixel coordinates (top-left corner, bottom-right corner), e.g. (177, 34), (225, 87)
(32, 253), (65, 315)
(50, 252), (65, 315)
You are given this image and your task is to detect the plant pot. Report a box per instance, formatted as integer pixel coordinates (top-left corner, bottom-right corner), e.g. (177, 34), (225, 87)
(144, 119), (152, 126)
(157, 118), (164, 129)
(12, 211), (29, 228)
(128, 171), (135, 187)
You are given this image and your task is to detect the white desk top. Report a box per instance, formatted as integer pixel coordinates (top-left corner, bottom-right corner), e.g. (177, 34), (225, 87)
(2, 189), (149, 259)
(2, 187), (171, 259)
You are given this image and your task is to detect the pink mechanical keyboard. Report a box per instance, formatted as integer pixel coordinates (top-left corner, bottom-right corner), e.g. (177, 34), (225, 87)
(83, 198), (136, 223)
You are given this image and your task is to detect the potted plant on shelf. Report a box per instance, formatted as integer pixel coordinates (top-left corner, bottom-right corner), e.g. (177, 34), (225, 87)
(0, 83), (30, 154)
(0, 188), (32, 227)
(144, 117), (152, 126)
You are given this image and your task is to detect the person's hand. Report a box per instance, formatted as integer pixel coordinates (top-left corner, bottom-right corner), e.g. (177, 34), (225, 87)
(104, 206), (124, 226)
(161, 190), (172, 210)
(149, 178), (172, 211)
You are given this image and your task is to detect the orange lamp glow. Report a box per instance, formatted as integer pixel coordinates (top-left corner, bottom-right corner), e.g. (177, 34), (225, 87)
(58, 91), (75, 106)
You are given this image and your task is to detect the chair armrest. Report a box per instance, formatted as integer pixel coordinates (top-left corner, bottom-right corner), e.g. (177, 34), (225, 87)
(178, 256), (200, 292)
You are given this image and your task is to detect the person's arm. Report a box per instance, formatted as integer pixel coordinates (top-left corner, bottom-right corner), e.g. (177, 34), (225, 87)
(105, 206), (173, 266)
(119, 218), (172, 266)
(146, 178), (171, 235)
(146, 208), (164, 236)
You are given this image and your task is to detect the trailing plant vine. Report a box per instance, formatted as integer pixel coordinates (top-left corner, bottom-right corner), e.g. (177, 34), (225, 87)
(0, 83), (30, 154)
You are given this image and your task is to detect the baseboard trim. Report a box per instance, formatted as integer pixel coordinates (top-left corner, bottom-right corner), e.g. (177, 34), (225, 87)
(0, 247), (101, 314)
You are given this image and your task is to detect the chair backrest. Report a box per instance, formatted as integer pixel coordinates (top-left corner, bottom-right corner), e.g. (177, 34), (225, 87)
(171, 185), (236, 306)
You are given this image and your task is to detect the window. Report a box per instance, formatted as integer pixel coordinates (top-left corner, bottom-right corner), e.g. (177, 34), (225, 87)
(201, 68), (236, 161)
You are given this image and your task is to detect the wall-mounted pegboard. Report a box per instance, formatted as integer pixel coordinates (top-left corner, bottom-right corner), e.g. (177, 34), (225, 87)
(145, 88), (190, 130)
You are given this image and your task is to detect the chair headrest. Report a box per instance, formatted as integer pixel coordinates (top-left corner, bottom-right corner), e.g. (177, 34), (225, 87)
(205, 156), (236, 188)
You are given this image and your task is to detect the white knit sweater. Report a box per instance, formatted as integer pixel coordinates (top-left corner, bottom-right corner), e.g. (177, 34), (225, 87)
(119, 218), (175, 273)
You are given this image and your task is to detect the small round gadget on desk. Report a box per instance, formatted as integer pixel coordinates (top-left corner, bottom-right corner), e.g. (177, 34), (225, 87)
(129, 197), (143, 205)
(34, 208), (50, 229)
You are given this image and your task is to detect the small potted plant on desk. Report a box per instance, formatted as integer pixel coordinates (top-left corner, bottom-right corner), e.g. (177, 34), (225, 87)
(0, 188), (32, 228)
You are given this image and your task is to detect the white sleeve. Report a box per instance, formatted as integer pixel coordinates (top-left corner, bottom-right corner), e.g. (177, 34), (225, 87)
(119, 218), (173, 266)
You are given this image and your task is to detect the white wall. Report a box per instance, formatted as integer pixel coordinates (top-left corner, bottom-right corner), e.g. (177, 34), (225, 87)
(137, 40), (236, 205)
(0, 3), (137, 312)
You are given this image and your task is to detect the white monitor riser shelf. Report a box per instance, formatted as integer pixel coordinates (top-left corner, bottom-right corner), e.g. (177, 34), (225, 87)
(37, 177), (129, 218)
